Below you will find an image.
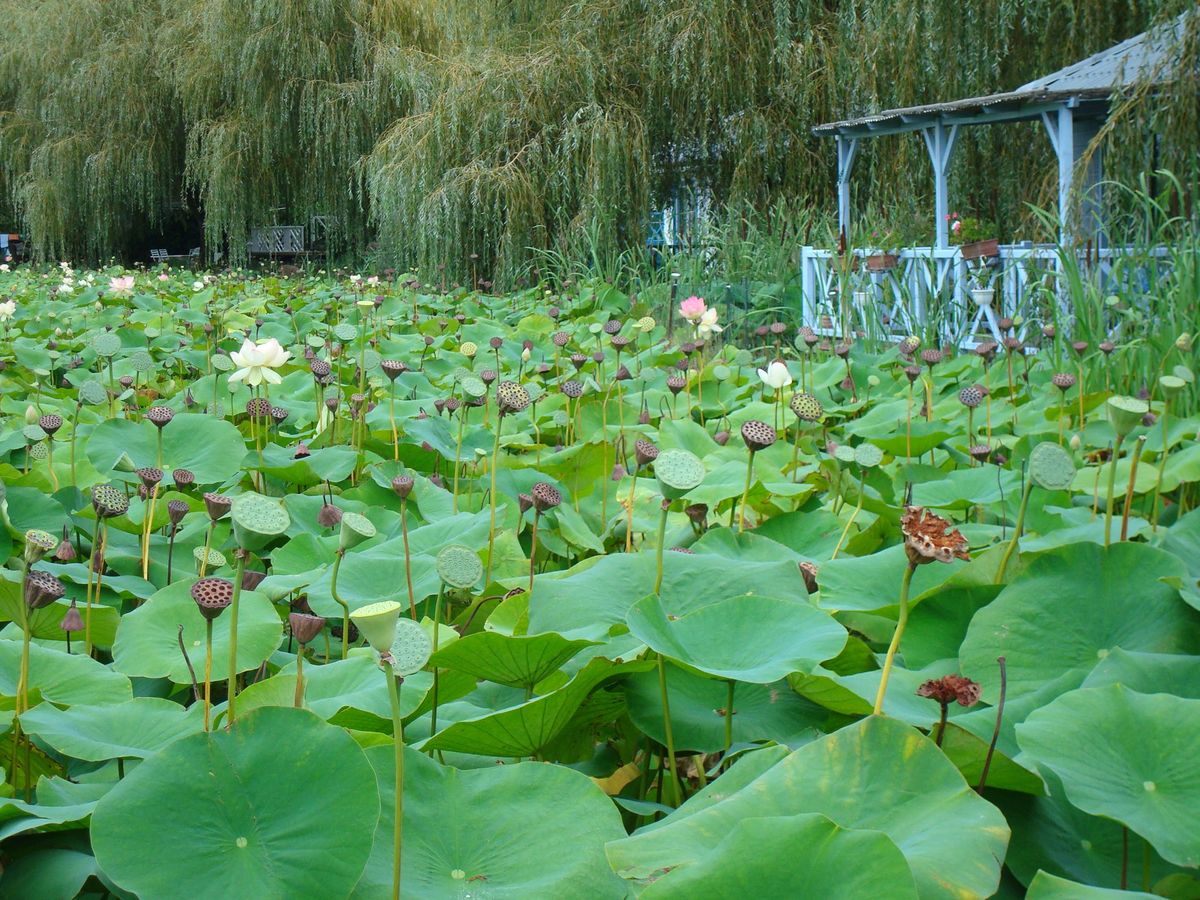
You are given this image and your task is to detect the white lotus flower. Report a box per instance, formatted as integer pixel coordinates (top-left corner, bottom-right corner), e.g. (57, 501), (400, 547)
(695, 307), (723, 340)
(757, 360), (793, 390)
(192, 280), (205, 291)
(228, 337), (292, 387)
(0, 264), (9, 272)
(109, 275), (135, 294)
(0, 300), (15, 321)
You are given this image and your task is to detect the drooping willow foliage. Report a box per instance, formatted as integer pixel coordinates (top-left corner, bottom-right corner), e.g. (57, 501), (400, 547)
(0, 0), (1195, 281)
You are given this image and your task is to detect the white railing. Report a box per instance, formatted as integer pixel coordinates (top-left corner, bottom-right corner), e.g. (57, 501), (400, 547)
(797, 243), (1171, 347)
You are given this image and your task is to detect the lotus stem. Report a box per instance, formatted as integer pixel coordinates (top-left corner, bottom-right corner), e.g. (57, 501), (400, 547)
(873, 562), (916, 715)
(977, 656), (1006, 793)
(625, 463), (639, 553)
(226, 550), (247, 729)
(155, 427), (164, 469)
(656, 653), (681, 807)
(330, 551), (350, 659)
(69, 402), (81, 486)
(141, 485), (158, 580)
(905, 383), (913, 459)
(1151, 399), (1171, 533)
(831, 469), (866, 560)
(452, 403), (466, 513)
(429, 583), (446, 745)
(1104, 434), (1126, 549)
(400, 500), (416, 619)
(653, 500), (669, 596)
(85, 519), (107, 657)
(528, 509), (540, 598)
(484, 417), (503, 584)
(294, 644), (306, 708)
(385, 666), (405, 900)
(722, 679), (735, 772)
(204, 618), (214, 731)
(1120, 436), (1146, 541)
(45, 439), (58, 491)
(736, 450), (755, 533)
(996, 475), (1034, 584)
(15, 561), (31, 717)
(199, 521), (215, 578)
(389, 382), (399, 462)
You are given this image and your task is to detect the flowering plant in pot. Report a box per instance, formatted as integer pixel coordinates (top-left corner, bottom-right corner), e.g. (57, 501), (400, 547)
(948, 212), (999, 259)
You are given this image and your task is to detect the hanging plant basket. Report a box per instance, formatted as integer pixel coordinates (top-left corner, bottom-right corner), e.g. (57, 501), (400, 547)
(865, 253), (900, 272)
(959, 239), (1000, 261)
(971, 288), (995, 308)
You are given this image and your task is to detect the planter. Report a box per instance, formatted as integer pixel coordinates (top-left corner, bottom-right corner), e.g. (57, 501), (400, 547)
(865, 253), (900, 272)
(971, 288), (995, 308)
(959, 238), (1000, 261)
(819, 314), (833, 330)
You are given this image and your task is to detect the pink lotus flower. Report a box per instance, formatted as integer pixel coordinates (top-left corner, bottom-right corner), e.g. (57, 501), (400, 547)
(952, 220), (962, 234)
(109, 275), (135, 294)
(679, 295), (706, 322)
(158, 273), (169, 282)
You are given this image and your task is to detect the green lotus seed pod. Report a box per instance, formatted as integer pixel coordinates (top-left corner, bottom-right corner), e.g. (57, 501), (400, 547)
(350, 600), (403, 654)
(24, 529), (58, 564)
(1029, 441), (1076, 491)
(388, 618), (433, 676)
(1107, 396), (1148, 438)
(1159, 375), (1186, 401)
(333, 323), (358, 342)
(834, 444), (856, 464)
(193, 546), (227, 570)
(338, 511), (376, 552)
(460, 375), (487, 398)
(79, 381), (108, 405)
(231, 492), (291, 551)
(114, 452), (138, 473)
(654, 449), (706, 500)
(92, 331), (121, 358)
(1171, 365), (1194, 385)
(436, 544), (483, 589)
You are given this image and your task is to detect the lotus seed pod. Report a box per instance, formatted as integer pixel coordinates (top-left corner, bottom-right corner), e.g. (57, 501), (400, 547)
(203, 492), (232, 521)
(60, 599), (84, 633)
(24, 570), (66, 609)
(172, 468), (195, 489)
(137, 467), (163, 489)
(435, 544), (483, 589)
(958, 386), (983, 408)
(789, 392), (824, 422)
(316, 502), (342, 528)
(388, 617), (433, 676)
(381, 359), (407, 380)
(654, 449), (706, 500)
(634, 439), (659, 468)
(1071, 340), (1089, 355)
(270, 406), (289, 424)
(231, 492), (291, 551)
(92, 484), (130, 519)
(903, 365), (922, 384)
(562, 380), (584, 399)
(310, 358), (331, 378)
(496, 381), (530, 415)
(968, 444), (992, 462)
(552, 331), (571, 348)
(569, 353), (587, 372)
(920, 349), (942, 368)
(190, 577), (234, 621)
(531, 482), (562, 513)
(489, 336), (504, 350)
(1107, 395), (1149, 438)
(289, 612), (325, 645)
(1004, 338), (1024, 354)
(460, 341), (477, 358)
(898, 337), (920, 357)
(339, 511), (377, 551)
(665, 375), (686, 395)
(741, 419), (777, 453)
(638, 408), (651, 425)
(997, 317), (1014, 332)
(974, 340), (998, 360)
(38, 414), (63, 437)
(714, 429), (730, 445)
(480, 369), (497, 385)
(24, 529), (58, 564)
(167, 500), (189, 527)
(55, 526), (77, 562)
(246, 397), (271, 418)
(518, 493), (533, 514)
(146, 406), (175, 429)
(1160, 374), (1186, 401)
(684, 503), (708, 526)
(391, 475), (415, 500)
(1051, 372), (1076, 392)
(611, 335), (631, 351)
(193, 546), (226, 571)
(242, 569), (266, 592)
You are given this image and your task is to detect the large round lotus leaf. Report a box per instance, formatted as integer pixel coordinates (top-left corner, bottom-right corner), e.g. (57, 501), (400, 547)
(435, 544), (482, 589)
(231, 492), (291, 550)
(353, 746), (626, 898)
(91, 332), (121, 357)
(1030, 441), (1076, 491)
(636, 813), (919, 899)
(606, 716), (1009, 900)
(91, 707), (378, 900)
(1026, 871), (1158, 899)
(112, 578), (282, 685)
(626, 593), (846, 682)
(85, 414), (248, 483)
(654, 449), (705, 500)
(960, 542), (1198, 702)
(626, 664), (828, 753)
(19, 697), (201, 761)
(1016, 685), (1200, 868)
(389, 618), (433, 677)
(854, 442), (884, 468)
(0, 641), (131, 707)
(427, 630), (597, 690)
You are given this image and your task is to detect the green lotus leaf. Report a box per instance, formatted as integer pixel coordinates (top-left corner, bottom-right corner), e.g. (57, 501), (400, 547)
(427, 630), (597, 690)
(1016, 685), (1200, 868)
(626, 593), (846, 682)
(91, 707), (379, 900)
(19, 697), (201, 761)
(1025, 870), (1157, 899)
(86, 414), (249, 483)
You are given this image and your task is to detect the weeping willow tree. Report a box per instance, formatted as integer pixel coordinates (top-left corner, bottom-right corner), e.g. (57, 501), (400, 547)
(0, 0), (1196, 276)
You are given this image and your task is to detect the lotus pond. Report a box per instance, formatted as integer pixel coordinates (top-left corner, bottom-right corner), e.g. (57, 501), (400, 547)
(0, 266), (1198, 899)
